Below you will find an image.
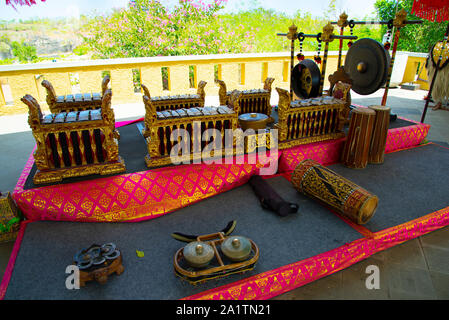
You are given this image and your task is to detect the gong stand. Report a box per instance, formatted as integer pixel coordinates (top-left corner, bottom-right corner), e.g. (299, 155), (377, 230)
(336, 12), (349, 69)
(420, 23), (449, 123)
(277, 23), (357, 98)
(331, 10), (423, 106)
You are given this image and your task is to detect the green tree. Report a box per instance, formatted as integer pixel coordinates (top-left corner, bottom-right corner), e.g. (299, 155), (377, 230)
(374, 0), (447, 53)
(79, 0), (256, 58)
(10, 41), (38, 63)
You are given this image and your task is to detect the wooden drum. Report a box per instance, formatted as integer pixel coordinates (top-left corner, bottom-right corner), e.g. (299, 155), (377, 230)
(341, 107), (376, 169)
(291, 159), (378, 224)
(368, 105), (391, 164)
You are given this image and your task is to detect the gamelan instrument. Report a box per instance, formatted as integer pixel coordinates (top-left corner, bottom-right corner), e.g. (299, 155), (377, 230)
(344, 38), (391, 95)
(73, 242), (124, 287)
(172, 221), (259, 285)
(22, 90), (126, 185)
(238, 113), (269, 130)
(341, 107), (376, 169)
(217, 78), (274, 119)
(291, 159), (378, 224)
(330, 11), (422, 106)
(291, 59), (321, 99)
(249, 175), (299, 217)
(141, 81), (207, 113)
(143, 90), (241, 168)
(368, 105), (391, 164)
(275, 87), (347, 149)
(277, 23), (357, 98)
(41, 75), (110, 114)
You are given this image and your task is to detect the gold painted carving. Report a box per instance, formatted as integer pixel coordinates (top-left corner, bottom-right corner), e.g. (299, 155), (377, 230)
(22, 88), (126, 185)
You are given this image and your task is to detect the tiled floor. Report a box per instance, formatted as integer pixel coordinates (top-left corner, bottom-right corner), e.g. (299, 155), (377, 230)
(0, 88), (448, 299)
(273, 227), (449, 300)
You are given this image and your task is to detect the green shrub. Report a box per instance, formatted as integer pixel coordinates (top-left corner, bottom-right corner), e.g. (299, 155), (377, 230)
(10, 41), (38, 62)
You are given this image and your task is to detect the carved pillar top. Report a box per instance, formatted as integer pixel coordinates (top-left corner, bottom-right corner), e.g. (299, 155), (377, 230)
(197, 80), (207, 102)
(337, 12), (349, 28)
(101, 75), (111, 96)
(287, 24), (298, 40)
(228, 89), (242, 114)
(322, 23), (335, 43)
(216, 80), (227, 106)
(22, 94), (43, 130)
(263, 77), (275, 92)
(393, 9), (407, 28)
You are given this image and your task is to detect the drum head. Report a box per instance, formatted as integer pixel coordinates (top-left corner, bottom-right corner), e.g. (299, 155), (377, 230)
(291, 59), (321, 99)
(344, 38), (390, 95)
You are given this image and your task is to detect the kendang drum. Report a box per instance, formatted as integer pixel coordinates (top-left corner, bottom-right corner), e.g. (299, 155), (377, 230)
(291, 159), (378, 224)
(341, 107), (376, 169)
(368, 105), (391, 164)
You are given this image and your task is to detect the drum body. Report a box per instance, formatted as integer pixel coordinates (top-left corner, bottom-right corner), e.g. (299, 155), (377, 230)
(341, 107), (376, 169)
(291, 159), (378, 224)
(368, 105), (391, 164)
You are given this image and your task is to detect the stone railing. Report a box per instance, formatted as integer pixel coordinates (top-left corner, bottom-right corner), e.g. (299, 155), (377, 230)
(0, 51), (429, 109)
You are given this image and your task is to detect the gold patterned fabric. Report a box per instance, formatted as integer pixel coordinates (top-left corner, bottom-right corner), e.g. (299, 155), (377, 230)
(0, 192), (21, 243)
(291, 159), (378, 224)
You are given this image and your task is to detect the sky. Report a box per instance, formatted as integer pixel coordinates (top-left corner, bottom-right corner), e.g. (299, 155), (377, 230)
(0, 0), (378, 20)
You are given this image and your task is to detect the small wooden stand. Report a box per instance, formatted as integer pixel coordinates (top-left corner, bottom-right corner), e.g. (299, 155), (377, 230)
(77, 252), (125, 287)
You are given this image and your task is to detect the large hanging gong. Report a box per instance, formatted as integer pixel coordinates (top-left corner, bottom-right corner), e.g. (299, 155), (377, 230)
(344, 38), (390, 95)
(291, 59), (321, 99)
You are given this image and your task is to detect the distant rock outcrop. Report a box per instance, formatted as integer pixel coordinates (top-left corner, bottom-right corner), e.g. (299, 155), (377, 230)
(0, 42), (12, 60)
(28, 36), (77, 55)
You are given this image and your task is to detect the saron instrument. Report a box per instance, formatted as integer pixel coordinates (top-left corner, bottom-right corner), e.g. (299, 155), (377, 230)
(341, 107), (376, 169)
(291, 159), (378, 224)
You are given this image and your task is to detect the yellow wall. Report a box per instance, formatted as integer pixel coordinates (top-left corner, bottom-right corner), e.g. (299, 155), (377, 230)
(0, 52), (426, 109)
(401, 56), (429, 91)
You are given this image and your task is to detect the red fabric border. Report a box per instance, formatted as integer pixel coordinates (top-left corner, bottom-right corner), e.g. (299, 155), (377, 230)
(0, 221), (31, 300)
(182, 205), (449, 300)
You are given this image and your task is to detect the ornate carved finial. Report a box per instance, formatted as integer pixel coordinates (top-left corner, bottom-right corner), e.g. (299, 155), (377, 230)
(337, 12), (348, 27)
(287, 24), (298, 40)
(101, 74), (110, 96)
(41, 79), (57, 110)
(393, 9), (407, 28)
(197, 80), (207, 102)
(263, 77), (275, 92)
(141, 83), (151, 99)
(228, 90), (242, 114)
(216, 79), (227, 105)
(22, 94), (43, 130)
(322, 23), (334, 42)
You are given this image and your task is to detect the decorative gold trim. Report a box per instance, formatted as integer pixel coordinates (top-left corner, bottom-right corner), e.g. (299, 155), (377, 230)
(275, 86), (347, 145)
(216, 78), (274, 116)
(41, 76), (108, 114)
(278, 132), (345, 150)
(337, 12), (349, 28)
(22, 89), (126, 185)
(287, 24), (298, 40)
(33, 157), (126, 184)
(322, 23), (335, 43)
(393, 9), (408, 28)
